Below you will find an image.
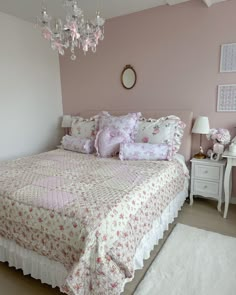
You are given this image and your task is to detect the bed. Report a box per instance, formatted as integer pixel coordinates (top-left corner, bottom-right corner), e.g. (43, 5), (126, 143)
(0, 110), (193, 295)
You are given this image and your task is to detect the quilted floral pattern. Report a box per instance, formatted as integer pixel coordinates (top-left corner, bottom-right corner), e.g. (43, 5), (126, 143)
(71, 116), (98, 138)
(0, 150), (188, 295)
(135, 116), (186, 159)
(62, 135), (95, 154)
(119, 142), (172, 161)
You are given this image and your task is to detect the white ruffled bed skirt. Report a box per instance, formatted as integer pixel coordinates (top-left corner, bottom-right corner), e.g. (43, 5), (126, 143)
(133, 184), (187, 270)
(122, 181), (188, 291)
(0, 237), (68, 288)
(0, 181), (188, 291)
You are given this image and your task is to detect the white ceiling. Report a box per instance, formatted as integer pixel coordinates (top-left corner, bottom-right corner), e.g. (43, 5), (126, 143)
(0, 0), (229, 23)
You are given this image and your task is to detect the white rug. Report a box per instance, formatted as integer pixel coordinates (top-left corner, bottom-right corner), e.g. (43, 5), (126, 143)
(134, 224), (236, 295)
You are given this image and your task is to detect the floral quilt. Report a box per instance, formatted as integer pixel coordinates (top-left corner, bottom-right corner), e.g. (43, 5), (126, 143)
(0, 150), (187, 295)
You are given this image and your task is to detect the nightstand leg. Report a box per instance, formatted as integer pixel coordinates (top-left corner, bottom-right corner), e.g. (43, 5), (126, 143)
(217, 199), (221, 212)
(224, 160), (232, 219)
(190, 193), (193, 205)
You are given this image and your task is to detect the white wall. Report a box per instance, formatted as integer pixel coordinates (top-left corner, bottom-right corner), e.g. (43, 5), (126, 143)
(0, 11), (63, 161)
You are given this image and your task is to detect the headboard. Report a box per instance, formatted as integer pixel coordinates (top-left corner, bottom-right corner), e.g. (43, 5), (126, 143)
(77, 109), (193, 162)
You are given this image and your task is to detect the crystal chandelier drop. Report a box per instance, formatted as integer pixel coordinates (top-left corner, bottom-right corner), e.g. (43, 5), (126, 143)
(37, 0), (105, 60)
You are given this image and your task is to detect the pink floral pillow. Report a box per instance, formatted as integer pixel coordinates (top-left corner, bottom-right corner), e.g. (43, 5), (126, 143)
(135, 116), (186, 157)
(95, 127), (130, 158)
(61, 135), (94, 154)
(98, 111), (141, 141)
(119, 143), (172, 161)
(71, 116), (98, 138)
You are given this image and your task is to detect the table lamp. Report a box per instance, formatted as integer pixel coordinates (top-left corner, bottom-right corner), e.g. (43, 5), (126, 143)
(61, 115), (72, 135)
(192, 116), (210, 159)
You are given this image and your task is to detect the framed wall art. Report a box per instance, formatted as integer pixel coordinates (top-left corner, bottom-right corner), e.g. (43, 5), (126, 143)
(217, 84), (236, 112)
(220, 43), (236, 73)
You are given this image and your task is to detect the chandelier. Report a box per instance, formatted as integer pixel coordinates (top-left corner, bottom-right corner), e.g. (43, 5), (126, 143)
(37, 0), (105, 60)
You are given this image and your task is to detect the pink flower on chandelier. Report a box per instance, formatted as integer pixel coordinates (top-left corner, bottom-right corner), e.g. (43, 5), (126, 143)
(82, 38), (93, 52)
(94, 28), (102, 44)
(66, 21), (80, 41)
(51, 41), (65, 55)
(42, 27), (52, 41)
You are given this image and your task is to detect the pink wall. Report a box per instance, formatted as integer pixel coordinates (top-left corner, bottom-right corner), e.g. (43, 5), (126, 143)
(60, 0), (236, 155)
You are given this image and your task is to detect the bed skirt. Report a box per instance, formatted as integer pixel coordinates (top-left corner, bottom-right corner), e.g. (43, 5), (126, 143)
(0, 181), (188, 291)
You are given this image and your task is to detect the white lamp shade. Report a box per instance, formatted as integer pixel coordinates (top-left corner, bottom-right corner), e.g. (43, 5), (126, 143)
(61, 115), (72, 128)
(192, 116), (210, 134)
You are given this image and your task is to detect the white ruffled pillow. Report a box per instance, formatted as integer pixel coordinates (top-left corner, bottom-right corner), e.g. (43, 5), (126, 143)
(61, 135), (94, 154)
(119, 143), (172, 161)
(71, 116), (98, 138)
(135, 116), (186, 158)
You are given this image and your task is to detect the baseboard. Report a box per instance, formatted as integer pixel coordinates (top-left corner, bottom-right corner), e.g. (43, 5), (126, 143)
(230, 196), (236, 204)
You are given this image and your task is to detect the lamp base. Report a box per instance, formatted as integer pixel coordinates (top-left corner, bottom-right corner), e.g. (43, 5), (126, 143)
(193, 152), (206, 159)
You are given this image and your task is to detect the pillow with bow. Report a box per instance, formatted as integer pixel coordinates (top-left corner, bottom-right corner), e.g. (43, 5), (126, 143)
(95, 127), (130, 158)
(98, 111), (141, 142)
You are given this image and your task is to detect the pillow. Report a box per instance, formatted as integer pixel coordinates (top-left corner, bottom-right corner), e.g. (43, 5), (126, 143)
(71, 116), (98, 138)
(135, 116), (186, 157)
(95, 127), (130, 158)
(61, 135), (94, 154)
(119, 142), (172, 161)
(98, 111), (141, 141)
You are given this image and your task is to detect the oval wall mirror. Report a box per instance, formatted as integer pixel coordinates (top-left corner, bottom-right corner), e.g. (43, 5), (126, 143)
(121, 65), (137, 90)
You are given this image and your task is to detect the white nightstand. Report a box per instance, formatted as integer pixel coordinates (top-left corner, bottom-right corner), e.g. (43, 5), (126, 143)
(190, 158), (226, 212)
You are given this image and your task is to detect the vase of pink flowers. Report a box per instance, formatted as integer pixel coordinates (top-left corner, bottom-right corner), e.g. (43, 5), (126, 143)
(207, 128), (231, 155)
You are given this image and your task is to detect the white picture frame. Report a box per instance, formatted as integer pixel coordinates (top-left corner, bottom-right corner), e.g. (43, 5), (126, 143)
(217, 84), (236, 112)
(220, 43), (236, 73)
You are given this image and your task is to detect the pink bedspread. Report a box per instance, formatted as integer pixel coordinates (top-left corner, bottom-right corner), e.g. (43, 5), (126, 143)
(0, 150), (187, 295)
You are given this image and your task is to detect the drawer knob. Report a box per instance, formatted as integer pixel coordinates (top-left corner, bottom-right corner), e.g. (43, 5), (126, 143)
(204, 185), (208, 189)
(204, 170), (208, 174)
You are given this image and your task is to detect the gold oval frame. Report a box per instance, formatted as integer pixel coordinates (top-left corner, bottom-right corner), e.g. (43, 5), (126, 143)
(121, 65), (137, 90)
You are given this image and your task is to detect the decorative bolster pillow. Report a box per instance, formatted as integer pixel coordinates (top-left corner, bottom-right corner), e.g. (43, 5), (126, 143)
(61, 135), (94, 154)
(119, 142), (172, 161)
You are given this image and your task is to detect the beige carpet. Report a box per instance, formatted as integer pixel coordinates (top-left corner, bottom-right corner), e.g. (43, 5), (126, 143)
(134, 223), (236, 295)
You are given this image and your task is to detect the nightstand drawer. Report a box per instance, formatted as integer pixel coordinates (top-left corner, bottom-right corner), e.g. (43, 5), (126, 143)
(194, 164), (220, 181)
(193, 180), (219, 196)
